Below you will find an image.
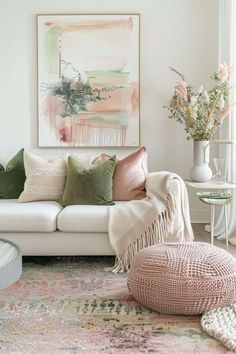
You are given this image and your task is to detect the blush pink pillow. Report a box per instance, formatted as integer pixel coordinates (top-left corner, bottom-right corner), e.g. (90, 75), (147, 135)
(94, 147), (147, 201)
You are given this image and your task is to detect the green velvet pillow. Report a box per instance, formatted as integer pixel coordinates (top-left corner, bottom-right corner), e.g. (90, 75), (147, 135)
(0, 149), (26, 199)
(60, 155), (116, 206)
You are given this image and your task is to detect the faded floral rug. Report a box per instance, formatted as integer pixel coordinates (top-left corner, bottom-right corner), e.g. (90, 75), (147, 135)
(0, 257), (230, 354)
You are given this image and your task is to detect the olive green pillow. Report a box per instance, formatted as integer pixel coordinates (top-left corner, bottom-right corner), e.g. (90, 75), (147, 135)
(0, 149), (26, 199)
(60, 155), (116, 206)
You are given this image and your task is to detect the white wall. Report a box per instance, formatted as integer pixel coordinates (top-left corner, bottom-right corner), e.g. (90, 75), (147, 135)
(0, 0), (220, 221)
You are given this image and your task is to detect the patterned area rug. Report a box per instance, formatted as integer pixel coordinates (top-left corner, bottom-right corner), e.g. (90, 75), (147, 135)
(0, 257), (230, 353)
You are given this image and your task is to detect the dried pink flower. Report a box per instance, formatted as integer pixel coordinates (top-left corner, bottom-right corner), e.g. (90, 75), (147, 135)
(218, 63), (234, 83)
(175, 80), (188, 101)
(219, 104), (236, 120)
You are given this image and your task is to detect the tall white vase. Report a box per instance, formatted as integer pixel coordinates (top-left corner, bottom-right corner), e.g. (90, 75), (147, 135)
(189, 141), (212, 182)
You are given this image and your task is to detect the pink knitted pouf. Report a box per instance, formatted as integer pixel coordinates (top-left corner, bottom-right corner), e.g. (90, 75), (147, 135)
(128, 242), (236, 315)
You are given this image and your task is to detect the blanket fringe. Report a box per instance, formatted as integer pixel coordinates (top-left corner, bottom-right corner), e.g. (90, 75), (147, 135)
(106, 191), (176, 273)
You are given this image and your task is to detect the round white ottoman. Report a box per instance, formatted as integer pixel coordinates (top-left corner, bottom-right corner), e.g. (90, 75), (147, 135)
(128, 242), (236, 315)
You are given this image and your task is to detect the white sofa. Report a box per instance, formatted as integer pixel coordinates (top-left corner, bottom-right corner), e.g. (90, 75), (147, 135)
(0, 177), (182, 256)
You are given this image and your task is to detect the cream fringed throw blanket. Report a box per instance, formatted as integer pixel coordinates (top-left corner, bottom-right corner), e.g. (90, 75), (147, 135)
(108, 172), (194, 272)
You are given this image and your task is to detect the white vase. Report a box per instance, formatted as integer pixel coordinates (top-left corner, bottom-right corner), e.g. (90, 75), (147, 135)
(189, 141), (212, 182)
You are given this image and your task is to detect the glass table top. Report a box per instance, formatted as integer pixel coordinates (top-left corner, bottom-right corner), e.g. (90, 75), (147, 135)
(0, 240), (19, 269)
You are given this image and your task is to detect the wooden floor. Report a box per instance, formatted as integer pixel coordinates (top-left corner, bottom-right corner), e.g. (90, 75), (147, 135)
(192, 223), (236, 257)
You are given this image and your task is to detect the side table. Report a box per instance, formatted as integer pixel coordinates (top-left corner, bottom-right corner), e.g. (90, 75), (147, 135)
(185, 181), (236, 250)
(197, 196), (232, 250)
(0, 238), (22, 290)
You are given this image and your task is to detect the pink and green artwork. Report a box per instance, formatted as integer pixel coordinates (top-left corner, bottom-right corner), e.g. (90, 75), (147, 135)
(37, 15), (140, 147)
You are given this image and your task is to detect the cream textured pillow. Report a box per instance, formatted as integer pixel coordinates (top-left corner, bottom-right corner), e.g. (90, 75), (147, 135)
(18, 151), (67, 202)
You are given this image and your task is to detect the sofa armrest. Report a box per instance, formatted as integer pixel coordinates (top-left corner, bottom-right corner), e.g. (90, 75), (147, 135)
(145, 171), (177, 196)
(145, 172), (194, 242)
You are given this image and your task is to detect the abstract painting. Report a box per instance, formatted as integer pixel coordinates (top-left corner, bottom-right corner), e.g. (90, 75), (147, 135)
(37, 14), (140, 147)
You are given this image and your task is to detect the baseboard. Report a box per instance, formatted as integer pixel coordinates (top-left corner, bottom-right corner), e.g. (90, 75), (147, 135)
(190, 209), (209, 223)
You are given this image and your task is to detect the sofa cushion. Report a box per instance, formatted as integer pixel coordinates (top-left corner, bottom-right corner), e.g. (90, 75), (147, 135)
(93, 147), (147, 201)
(18, 151), (67, 202)
(60, 156), (116, 206)
(0, 149), (26, 199)
(58, 202), (126, 232)
(0, 200), (62, 232)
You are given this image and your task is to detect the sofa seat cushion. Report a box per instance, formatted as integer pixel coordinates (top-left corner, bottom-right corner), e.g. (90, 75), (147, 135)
(58, 202), (126, 232)
(0, 200), (62, 232)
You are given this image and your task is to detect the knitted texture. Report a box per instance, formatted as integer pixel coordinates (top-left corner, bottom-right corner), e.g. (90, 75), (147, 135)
(201, 303), (236, 351)
(128, 242), (236, 315)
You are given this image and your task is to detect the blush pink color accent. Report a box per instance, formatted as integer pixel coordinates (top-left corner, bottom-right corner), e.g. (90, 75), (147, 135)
(128, 242), (236, 315)
(175, 80), (188, 101)
(94, 147), (147, 201)
(218, 63), (233, 83)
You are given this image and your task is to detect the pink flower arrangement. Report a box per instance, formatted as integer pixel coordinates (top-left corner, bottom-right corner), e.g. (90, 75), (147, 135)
(218, 63), (234, 83)
(165, 64), (235, 140)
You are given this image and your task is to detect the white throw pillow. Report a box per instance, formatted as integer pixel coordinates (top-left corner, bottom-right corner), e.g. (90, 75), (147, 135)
(18, 151), (67, 202)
